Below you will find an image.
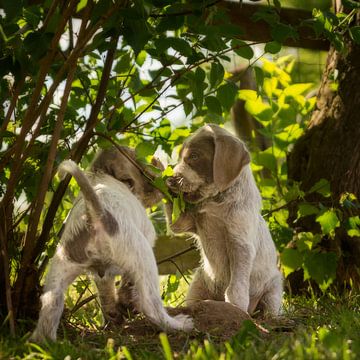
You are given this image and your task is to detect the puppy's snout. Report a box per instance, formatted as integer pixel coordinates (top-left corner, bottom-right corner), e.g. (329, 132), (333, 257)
(166, 176), (180, 190)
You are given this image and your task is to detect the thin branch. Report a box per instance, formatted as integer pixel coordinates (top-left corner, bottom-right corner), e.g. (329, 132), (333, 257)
(149, 0), (222, 18)
(14, 59), (78, 314)
(0, 78), (24, 148)
(0, 208), (15, 336)
(157, 245), (196, 265)
(34, 33), (120, 267)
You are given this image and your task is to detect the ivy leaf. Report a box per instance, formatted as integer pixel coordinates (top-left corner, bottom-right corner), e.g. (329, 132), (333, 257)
(280, 248), (303, 278)
(316, 209), (340, 235)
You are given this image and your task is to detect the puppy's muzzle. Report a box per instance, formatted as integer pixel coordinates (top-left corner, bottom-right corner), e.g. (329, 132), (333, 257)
(166, 176), (181, 193)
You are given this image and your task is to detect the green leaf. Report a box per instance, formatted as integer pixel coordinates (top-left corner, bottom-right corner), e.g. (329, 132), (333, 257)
(159, 333), (174, 360)
(296, 232), (321, 252)
(281, 248), (303, 278)
(265, 41), (282, 54)
(123, 18), (151, 55)
(271, 23), (298, 43)
(254, 67), (264, 90)
(284, 83), (313, 97)
(253, 151), (277, 172)
(205, 96), (222, 115)
(297, 203), (319, 219)
(231, 40), (254, 60)
(303, 252), (337, 292)
(209, 62), (225, 88)
(342, 0), (360, 9)
(169, 37), (192, 57)
(114, 53), (132, 74)
(245, 99), (273, 122)
(162, 166), (174, 177)
(238, 89), (258, 102)
(2, 0), (23, 20)
(274, 209), (288, 227)
(136, 50), (147, 66)
(172, 196), (185, 223)
(76, 0), (88, 13)
(349, 26), (360, 44)
(24, 31), (53, 61)
(316, 209), (340, 235)
(346, 216), (360, 237)
(152, 177), (171, 199)
(309, 178), (331, 197)
(216, 82), (238, 111)
(135, 142), (157, 159)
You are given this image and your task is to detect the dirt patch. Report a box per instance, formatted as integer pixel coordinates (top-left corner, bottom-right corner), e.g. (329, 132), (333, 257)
(120, 300), (267, 341)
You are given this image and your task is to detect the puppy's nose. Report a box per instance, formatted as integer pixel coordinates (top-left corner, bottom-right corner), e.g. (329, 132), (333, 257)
(166, 176), (179, 190)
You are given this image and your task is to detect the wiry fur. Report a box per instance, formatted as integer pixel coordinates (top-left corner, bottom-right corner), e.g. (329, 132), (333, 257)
(166, 124), (282, 316)
(30, 147), (193, 343)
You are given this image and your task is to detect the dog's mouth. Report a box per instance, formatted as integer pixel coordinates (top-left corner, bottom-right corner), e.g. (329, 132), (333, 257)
(166, 176), (204, 203)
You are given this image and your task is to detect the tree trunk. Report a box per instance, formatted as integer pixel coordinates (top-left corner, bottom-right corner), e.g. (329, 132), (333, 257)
(287, 22), (360, 291)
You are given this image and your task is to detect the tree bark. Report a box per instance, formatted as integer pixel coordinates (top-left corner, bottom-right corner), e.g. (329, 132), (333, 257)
(287, 19), (360, 291)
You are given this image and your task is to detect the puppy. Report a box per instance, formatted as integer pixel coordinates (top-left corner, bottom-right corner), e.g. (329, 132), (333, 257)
(30, 146), (193, 342)
(166, 124), (282, 316)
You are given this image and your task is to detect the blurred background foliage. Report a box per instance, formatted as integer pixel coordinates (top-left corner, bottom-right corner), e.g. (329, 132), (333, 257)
(0, 0), (359, 333)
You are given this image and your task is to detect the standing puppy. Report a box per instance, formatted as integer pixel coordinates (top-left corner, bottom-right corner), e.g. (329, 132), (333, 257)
(30, 147), (193, 342)
(166, 124), (282, 316)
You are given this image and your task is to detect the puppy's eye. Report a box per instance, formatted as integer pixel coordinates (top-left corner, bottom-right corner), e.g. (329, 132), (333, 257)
(121, 178), (135, 189)
(189, 152), (199, 161)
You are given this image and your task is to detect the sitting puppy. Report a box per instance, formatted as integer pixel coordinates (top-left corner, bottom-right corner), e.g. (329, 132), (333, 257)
(166, 124), (282, 316)
(30, 147), (193, 342)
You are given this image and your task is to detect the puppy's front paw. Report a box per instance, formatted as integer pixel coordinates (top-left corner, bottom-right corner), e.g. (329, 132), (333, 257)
(172, 313), (194, 332)
(225, 288), (249, 314)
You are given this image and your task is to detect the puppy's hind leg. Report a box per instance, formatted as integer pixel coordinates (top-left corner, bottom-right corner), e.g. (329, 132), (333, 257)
(30, 249), (81, 342)
(258, 273), (283, 316)
(119, 231), (193, 332)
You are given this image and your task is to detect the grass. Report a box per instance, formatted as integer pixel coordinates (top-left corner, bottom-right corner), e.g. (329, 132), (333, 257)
(1, 277), (359, 359)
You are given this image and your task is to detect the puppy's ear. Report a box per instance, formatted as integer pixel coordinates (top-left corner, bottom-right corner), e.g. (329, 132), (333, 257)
(151, 156), (165, 171)
(213, 135), (250, 191)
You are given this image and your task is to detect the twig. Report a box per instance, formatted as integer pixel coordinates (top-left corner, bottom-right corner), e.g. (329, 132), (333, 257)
(0, 209), (15, 336)
(157, 245), (196, 265)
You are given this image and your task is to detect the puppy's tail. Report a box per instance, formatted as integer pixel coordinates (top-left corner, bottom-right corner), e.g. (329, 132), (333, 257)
(58, 160), (103, 218)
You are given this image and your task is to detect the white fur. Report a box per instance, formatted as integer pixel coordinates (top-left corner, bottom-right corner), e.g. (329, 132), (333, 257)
(167, 126), (283, 316)
(31, 163), (193, 343)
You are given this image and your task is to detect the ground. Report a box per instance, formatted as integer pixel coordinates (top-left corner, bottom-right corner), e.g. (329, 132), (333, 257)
(0, 292), (359, 359)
